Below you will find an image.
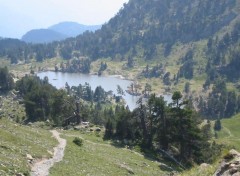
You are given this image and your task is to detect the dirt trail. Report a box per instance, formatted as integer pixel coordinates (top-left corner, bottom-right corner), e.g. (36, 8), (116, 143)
(31, 130), (66, 176)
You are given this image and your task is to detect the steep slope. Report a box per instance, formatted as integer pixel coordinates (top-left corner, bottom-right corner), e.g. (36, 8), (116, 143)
(49, 22), (101, 37)
(21, 29), (67, 44)
(65, 0), (238, 60)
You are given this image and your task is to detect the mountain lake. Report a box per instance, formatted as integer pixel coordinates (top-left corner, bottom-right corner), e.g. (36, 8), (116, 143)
(37, 71), (172, 110)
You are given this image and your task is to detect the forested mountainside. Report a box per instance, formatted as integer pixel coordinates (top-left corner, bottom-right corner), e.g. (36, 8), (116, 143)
(70, 0), (237, 59)
(0, 0), (239, 65)
(1, 0), (240, 119)
(0, 0), (238, 60)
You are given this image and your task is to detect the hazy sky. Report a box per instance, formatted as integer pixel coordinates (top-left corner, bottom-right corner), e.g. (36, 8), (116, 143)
(0, 0), (129, 38)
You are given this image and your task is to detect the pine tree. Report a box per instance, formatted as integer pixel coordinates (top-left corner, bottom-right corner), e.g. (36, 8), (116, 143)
(214, 119), (222, 131)
(104, 119), (113, 139)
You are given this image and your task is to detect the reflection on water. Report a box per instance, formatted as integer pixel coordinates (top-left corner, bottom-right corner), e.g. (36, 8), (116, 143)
(37, 71), (172, 111)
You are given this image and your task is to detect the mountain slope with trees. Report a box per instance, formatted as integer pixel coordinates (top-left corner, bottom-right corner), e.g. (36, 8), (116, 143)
(1, 0), (240, 119)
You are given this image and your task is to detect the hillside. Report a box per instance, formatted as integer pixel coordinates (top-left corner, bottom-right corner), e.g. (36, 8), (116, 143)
(21, 29), (68, 44)
(0, 118), (57, 175)
(215, 114), (240, 150)
(65, 0), (238, 59)
(21, 22), (101, 44)
(56, 0), (240, 89)
(49, 22), (101, 37)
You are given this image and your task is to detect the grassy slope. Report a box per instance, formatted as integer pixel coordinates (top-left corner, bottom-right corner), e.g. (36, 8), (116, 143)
(50, 130), (167, 176)
(180, 113), (240, 176)
(0, 57), (63, 79)
(0, 118), (57, 175)
(215, 114), (240, 151)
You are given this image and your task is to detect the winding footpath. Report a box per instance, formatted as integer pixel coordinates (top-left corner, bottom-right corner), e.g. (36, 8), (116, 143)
(31, 130), (66, 176)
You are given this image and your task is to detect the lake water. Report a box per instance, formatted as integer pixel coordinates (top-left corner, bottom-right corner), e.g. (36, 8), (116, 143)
(37, 71), (172, 110)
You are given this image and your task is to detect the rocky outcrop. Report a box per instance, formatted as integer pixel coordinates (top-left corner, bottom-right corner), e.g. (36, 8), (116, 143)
(214, 149), (240, 176)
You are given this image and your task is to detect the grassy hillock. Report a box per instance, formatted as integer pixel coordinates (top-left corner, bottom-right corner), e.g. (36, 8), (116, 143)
(0, 118), (57, 175)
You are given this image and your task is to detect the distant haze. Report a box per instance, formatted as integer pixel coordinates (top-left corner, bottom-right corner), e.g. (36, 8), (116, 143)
(0, 0), (129, 39)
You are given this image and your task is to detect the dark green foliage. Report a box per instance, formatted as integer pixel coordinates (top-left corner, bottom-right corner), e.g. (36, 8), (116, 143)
(59, 58), (91, 73)
(199, 78), (240, 119)
(202, 121), (212, 140)
(225, 91), (238, 117)
(127, 57), (134, 68)
(0, 67), (14, 92)
(177, 50), (194, 79)
(94, 86), (107, 102)
(59, 42), (72, 59)
(16, 75), (74, 124)
(115, 109), (135, 140)
(103, 92), (215, 166)
(184, 82), (190, 93)
(214, 119), (222, 131)
(144, 83), (152, 97)
(200, 141), (223, 164)
(117, 85), (125, 96)
(104, 119), (114, 139)
(141, 64), (165, 78)
(163, 72), (171, 85)
(71, 83), (94, 102)
(73, 137), (83, 146)
(172, 91), (182, 107)
(98, 62), (107, 75)
(205, 22), (240, 82)
(0, 39), (56, 63)
(203, 77), (211, 90)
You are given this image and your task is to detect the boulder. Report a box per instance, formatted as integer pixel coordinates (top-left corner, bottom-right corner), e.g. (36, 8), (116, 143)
(26, 154), (33, 160)
(214, 150), (240, 176)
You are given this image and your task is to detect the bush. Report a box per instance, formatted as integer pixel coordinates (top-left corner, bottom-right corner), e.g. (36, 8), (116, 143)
(73, 137), (83, 146)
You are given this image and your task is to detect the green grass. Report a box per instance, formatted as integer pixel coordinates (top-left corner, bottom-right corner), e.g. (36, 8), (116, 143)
(0, 118), (57, 175)
(181, 114), (240, 176)
(179, 113), (240, 176)
(50, 130), (167, 176)
(0, 94), (26, 122)
(0, 57), (64, 79)
(215, 114), (240, 150)
(178, 163), (218, 176)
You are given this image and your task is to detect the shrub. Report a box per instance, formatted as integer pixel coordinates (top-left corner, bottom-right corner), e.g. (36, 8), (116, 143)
(73, 137), (83, 146)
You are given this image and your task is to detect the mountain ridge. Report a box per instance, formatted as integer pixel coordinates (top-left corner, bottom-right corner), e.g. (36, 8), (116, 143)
(21, 29), (67, 44)
(21, 22), (101, 44)
(49, 21), (101, 37)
